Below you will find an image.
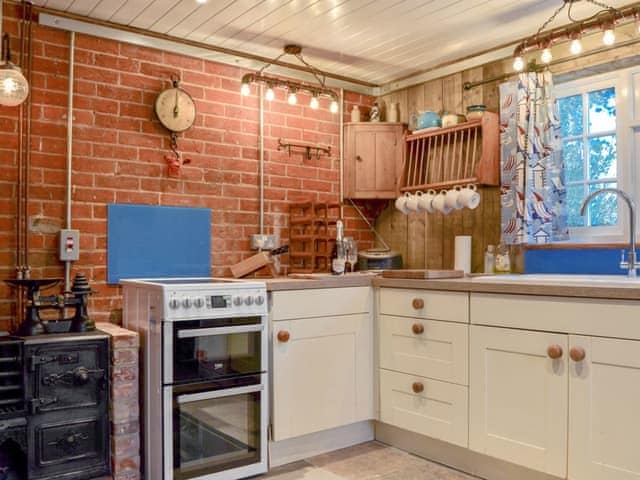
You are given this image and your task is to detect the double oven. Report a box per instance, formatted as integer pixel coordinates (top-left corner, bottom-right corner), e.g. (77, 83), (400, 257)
(122, 278), (268, 480)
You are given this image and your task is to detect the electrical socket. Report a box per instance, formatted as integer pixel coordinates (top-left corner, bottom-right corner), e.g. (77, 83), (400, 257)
(250, 234), (278, 250)
(59, 229), (80, 261)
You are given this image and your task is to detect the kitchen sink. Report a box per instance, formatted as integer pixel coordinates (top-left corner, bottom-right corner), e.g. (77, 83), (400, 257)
(472, 274), (640, 286)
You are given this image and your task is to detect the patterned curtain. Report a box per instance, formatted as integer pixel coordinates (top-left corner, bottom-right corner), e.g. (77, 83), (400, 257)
(499, 71), (569, 245)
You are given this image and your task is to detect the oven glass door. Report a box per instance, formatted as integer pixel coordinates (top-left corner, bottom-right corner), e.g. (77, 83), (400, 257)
(169, 318), (263, 384)
(165, 377), (265, 480)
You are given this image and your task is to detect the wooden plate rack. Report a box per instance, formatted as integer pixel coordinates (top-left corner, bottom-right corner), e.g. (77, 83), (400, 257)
(400, 111), (499, 192)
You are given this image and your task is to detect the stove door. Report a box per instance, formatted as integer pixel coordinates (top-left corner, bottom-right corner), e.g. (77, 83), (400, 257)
(162, 376), (268, 480)
(27, 412), (110, 480)
(25, 338), (108, 414)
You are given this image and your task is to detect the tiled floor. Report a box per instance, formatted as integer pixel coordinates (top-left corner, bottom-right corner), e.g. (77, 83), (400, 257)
(260, 441), (481, 479)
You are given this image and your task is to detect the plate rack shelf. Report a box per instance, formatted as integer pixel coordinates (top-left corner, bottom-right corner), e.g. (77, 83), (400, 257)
(288, 202), (340, 273)
(400, 111), (499, 192)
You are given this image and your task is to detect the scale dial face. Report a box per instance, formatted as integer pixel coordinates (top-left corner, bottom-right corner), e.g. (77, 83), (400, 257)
(154, 87), (196, 133)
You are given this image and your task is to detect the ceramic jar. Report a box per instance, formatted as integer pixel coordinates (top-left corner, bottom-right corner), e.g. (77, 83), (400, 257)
(351, 105), (361, 122)
(387, 102), (399, 123)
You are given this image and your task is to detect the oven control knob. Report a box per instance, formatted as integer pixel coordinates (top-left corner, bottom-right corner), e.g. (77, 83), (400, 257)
(194, 297), (204, 308)
(244, 296), (254, 306)
(254, 295), (265, 305)
(233, 296), (243, 306)
(182, 298), (192, 308)
(169, 298), (180, 309)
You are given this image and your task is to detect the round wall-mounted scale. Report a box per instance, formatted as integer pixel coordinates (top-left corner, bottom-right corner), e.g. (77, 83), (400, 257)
(154, 80), (196, 133)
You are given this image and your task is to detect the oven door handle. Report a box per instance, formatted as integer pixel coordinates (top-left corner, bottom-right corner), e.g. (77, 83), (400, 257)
(177, 383), (264, 404)
(177, 324), (263, 338)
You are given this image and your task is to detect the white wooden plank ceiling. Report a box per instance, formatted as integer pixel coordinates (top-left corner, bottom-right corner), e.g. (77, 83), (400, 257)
(33, 0), (636, 86)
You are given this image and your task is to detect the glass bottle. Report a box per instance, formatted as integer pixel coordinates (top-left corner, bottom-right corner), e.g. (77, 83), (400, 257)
(331, 220), (346, 275)
(484, 245), (495, 274)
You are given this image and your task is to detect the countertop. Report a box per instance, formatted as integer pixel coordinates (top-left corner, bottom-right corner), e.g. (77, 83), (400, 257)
(267, 272), (640, 301)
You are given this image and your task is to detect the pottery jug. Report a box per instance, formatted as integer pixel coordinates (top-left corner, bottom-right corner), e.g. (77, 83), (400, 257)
(387, 103), (399, 123)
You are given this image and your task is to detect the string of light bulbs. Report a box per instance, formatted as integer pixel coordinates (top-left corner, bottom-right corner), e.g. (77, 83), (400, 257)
(512, 0), (640, 72)
(240, 44), (339, 113)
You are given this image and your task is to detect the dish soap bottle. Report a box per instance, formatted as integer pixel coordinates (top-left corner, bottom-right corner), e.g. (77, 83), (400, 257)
(494, 242), (511, 274)
(484, 245), (495, 274)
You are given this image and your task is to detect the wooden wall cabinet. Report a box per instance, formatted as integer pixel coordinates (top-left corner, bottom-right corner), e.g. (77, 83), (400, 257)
(270, 287), (374, 441)
(344, 123), (405, 199)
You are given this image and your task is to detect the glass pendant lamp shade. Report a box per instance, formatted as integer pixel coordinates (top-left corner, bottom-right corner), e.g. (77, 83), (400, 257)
(0, 34), (28, 107)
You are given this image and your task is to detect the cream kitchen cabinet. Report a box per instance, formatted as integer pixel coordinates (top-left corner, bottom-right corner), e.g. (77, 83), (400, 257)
(470, 293), (640, 480)
(378, 288), (469, 447)
(343, 123), (404, 199)
(569, 335), (640, 480)
(469, 325), (568, 478)
(270, 287), (374, 442)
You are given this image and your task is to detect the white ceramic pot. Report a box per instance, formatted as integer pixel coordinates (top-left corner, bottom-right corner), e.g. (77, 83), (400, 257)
(459, 184), (481, 209)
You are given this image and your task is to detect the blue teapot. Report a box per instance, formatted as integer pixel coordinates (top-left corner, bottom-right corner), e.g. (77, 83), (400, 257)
(409, 110), (442, 131)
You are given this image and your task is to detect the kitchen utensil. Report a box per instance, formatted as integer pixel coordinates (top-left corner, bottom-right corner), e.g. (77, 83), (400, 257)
(395, 192), (412, 214)
(409, 110), (441, 131)
(418, 189), (437, 213)
(432, 190), (452, 214)
(466, 104), (487, 120)
(405, 192), (420, 212)
(441, 112), (467, 127)
(381, 269), (464, 279)
(358, 248), (403, 270)
(445, 186), (464, 210)
(459, 184), (481, 209)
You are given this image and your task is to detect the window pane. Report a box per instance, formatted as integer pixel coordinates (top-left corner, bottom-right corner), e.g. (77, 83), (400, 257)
(558, 94), (583, 137)
(588, 88), (615, 134)
(562, 140), (584, 182)
(567, 184), (586, 227)
(588, 182), (618, 227)
(588, 135), (616, 180)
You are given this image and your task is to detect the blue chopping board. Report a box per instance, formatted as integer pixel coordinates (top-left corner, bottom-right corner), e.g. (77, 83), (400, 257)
(107, 204), (211, 284)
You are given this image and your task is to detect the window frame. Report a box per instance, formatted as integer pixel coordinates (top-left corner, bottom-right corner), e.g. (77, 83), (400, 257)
(554, 69), (633, 243)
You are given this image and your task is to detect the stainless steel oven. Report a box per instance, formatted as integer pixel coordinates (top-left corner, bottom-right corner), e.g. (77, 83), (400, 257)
(122, 278), (268, 480)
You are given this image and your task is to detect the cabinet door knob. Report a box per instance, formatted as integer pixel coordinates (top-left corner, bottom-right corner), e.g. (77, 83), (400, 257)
(412, 382), (424, 394)
(412, 298), (424, 309)
(277, 330), (290, 343)
(356, 155), (363, 162)
(412, 323), (424, 335)
(569, 346), (586, 362)
(547, 344), (563, 359)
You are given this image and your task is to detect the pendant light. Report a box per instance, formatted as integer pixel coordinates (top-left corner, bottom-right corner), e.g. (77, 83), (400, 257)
(0, 33), (29, 107)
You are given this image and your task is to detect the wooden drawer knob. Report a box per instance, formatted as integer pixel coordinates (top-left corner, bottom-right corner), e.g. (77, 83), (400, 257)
(412, 298), (424, 309)
(412, 382), (424, 394)
(277, 330), (290, 343)
(356, 155), (363, 162)
(569, 346), (586, 362)
(547, 344), (563, 359)
(412, 323), (424, 335)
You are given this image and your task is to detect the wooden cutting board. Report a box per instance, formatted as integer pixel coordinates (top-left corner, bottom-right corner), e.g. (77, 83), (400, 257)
(381, 269), (465, 279)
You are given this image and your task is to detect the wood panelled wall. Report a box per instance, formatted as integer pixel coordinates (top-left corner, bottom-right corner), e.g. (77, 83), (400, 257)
(376, 63), (505, 272)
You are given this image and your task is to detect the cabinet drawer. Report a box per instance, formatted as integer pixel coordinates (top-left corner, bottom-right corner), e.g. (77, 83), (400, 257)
(379, 369), (468, 448)
(379, 288), (468, 323)
(380, 315), (468, 385)
(271, 287), (371, 321)
(471, 293), (640, 339)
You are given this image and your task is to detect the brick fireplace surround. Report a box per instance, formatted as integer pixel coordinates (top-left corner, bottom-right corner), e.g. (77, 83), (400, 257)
(95, 322), (140, 480)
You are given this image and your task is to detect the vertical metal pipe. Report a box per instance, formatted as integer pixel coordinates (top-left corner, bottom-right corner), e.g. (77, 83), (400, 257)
(259, 83), (264, 234)
(23, 0), (33, 278)
(339, 88), (344, 219)
(64, 32), (75, 291)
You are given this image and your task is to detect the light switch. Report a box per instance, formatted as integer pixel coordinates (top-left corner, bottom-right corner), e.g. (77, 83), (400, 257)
(59, 229), (80, 261)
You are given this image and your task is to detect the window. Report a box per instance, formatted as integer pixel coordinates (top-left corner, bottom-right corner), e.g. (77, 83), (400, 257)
(559, 87), (617, 228)
(554, 69), (632, 242)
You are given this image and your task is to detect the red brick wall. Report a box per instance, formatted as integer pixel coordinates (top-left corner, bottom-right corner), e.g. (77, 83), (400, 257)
(0, 5), (376, 332)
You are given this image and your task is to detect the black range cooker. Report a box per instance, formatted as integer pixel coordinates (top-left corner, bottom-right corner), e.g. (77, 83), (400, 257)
(0, 332), (110, 480)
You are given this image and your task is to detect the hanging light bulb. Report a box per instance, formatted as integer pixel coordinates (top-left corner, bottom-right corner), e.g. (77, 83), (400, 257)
(513, 56), (525, 72)
(602, 26), (615, 46)
(288, 89), (298, 105)
(570, 38), (582, 55)
(265, 85), (275, 101)
(541, 47), (553, 64)
(0, 34), (29, 107)
(310, 93), (319, 109)
(330, 99), (339, 114)
(240, 81), (250, 96)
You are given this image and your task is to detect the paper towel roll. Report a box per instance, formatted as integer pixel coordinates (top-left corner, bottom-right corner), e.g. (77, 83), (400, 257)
(454, 235), (472, 274)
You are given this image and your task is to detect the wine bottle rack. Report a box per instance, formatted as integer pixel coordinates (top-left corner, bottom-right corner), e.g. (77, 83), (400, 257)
(288, 202), (340, 273)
